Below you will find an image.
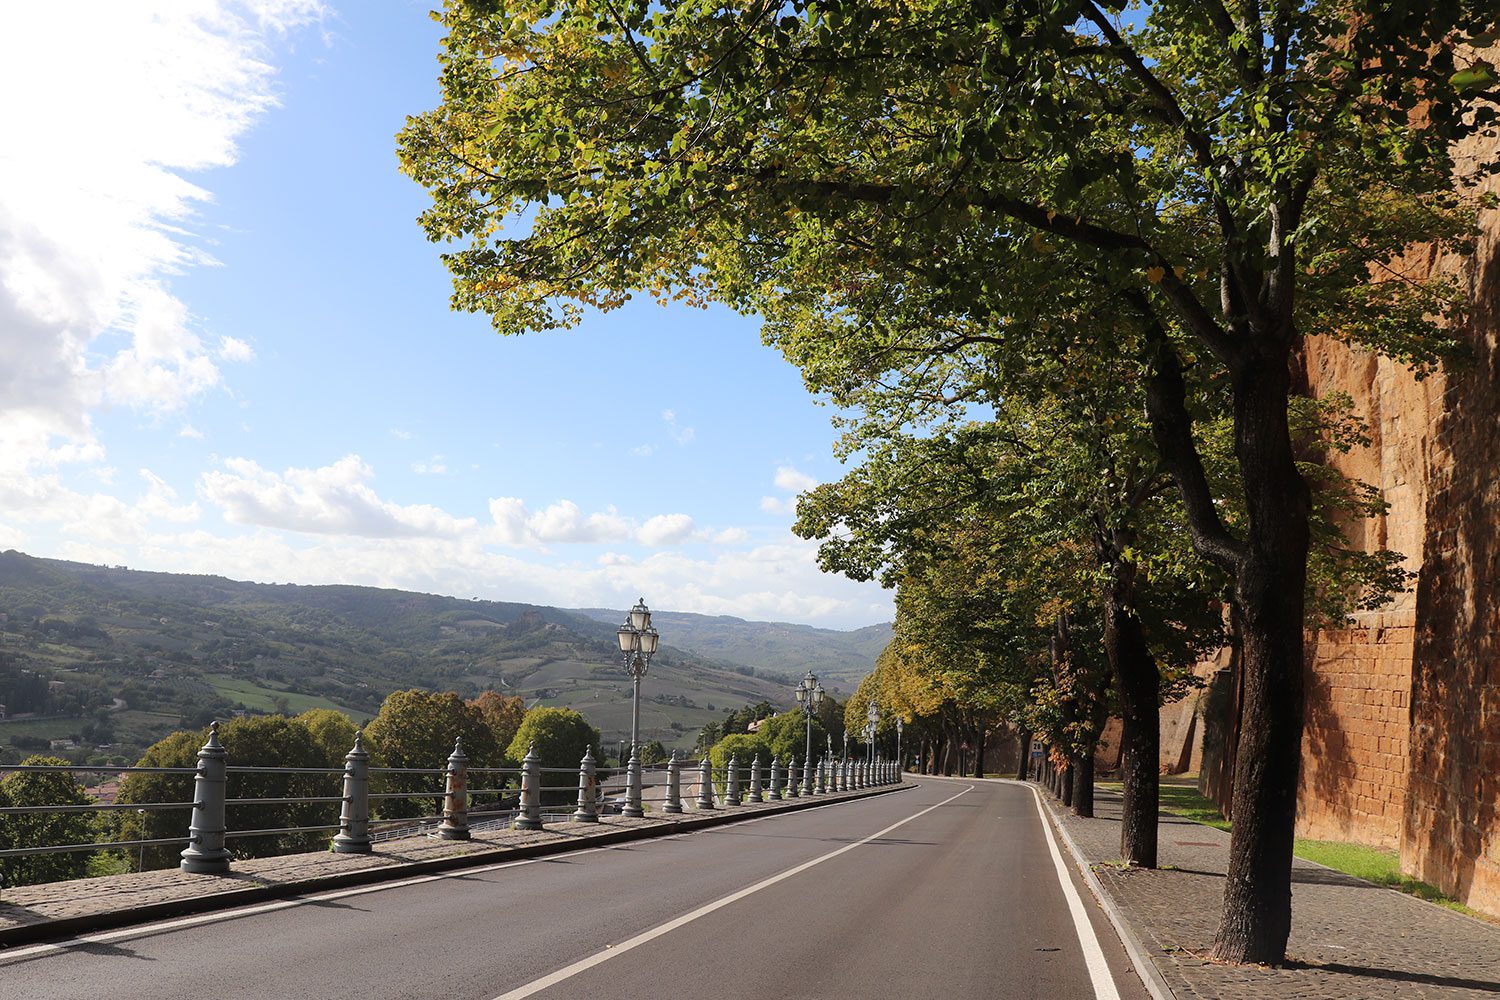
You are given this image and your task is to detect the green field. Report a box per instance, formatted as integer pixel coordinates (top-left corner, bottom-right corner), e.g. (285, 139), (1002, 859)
(203, 675), (373, 722)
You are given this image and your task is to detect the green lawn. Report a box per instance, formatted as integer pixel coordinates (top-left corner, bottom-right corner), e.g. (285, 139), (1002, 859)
(1100, 779), (1482, 919)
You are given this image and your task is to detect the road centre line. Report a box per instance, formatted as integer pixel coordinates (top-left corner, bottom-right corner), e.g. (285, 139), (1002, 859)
(1024, 783), (1124, 1000)
(490, 784), (974, 1000)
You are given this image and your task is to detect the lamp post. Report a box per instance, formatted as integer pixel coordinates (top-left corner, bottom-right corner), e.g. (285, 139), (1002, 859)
(794, 669), (824, 794)
(866, 700), (879, 768)
(616, 597), (659, 818)
(895, 716), (903, 775)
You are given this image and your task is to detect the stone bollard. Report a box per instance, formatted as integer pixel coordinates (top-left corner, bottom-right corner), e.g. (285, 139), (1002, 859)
(624, 748), (644, 818)
(333, 731), (372, 854)
(573, 747), (599, 823)
(439, 737), (471, 840)
(786, 756), (800, 798)
(748, 756), (764, 803)
(840, 758), (850, 792)
(514, 742), (543, 831)
(857, 760), (866, 789)
(663, 751), (683, 814)
(696, 756), (716, 809)
(725, 755), (742, 806)
(816, 755), (827, 794)
(180, 721), (231, 874)
(803, 756), (815, 796)
(769, 757), (783, 801)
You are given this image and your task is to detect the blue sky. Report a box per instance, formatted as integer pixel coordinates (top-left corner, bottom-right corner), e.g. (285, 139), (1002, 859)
(0, 1), (892, 630)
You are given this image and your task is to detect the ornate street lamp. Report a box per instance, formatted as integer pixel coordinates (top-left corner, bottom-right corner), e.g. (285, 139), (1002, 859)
(794, 669), (824, 793)
(895, 716), (904, 775)
(866, 699), (879, 767)
(616, 597), (659, 818)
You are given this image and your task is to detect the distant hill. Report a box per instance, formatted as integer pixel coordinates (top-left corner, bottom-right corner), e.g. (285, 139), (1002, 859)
(573, 608), (890, 691)
(0, 551), (860, 763)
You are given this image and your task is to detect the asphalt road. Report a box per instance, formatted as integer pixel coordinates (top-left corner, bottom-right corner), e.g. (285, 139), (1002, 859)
(0, 779), (1149, 1000)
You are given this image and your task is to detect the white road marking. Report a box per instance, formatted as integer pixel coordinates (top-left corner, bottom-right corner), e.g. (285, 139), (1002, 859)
(1024, 783), (1124, 1000)
(490, 785), (974, 1000)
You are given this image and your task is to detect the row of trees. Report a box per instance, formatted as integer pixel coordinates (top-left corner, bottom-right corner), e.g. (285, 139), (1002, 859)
(0, 690), (601, 884)
(398, 0), (1499, 963)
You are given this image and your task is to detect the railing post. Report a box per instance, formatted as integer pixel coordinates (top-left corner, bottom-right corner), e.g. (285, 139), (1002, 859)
(725, 755), (742, 806)
(803, 756), (815, 796)
(695, 756), (715, 809)
(663, 751), (683, 814)
(624, 747), (644, 818)
(573, 747), (599, 823)
(514, 742), (542, 831)
(839, 758), (849, 792)
(786, 755), (800, 798)
(748, 755), (763, 803)
(856, 759), (865, 789)
(439, 737), (470, 840)
(769, 756), (783, 801)
(332, 730), (371, 854)
(180, 721), (231, 874)
(816, 755), (827, 794)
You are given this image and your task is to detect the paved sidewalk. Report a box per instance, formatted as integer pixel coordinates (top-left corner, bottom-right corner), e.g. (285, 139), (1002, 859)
(0, 782), (900, 947)
(1049, 786), (1500, 999)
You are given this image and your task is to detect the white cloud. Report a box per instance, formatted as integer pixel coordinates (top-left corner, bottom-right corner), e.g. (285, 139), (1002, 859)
(218, 336), (256, 363)
(0, 2), (325, 475)
(773, 465), (818, 492)
(713, 527), (750, 545)
(488, 497), (632, 546)
(200, 454), (476, 538)
(630, 444), (655, 457)
(413, 455), (447, 475)
(662, 409), (696, 446)
(389, 428), (414, 441)
(637, 513), (696, 547)
(178, 424), (205, 440)
(760, 496), (795, 515)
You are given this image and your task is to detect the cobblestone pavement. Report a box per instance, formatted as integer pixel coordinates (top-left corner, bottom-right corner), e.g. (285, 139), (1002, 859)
(0, 783), (891, 942)
(1051, 786), (1500, 999)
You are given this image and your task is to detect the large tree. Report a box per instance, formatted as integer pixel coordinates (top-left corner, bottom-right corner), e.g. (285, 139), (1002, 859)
(399, 0), (1496, 962)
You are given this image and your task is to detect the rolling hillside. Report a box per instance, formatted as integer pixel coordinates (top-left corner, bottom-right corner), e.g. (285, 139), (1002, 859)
(0, 552), (883, 763)
(573, 608), (891, 690)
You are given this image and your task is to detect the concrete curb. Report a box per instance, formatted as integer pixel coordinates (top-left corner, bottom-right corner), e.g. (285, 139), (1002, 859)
(913, 773), (1177, 1000)
(0, 782), (910, 949)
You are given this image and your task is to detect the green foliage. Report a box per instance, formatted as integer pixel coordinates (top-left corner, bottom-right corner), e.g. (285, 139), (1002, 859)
(507, 707), (600, 804)
(365, 690), (504, 819)
(0, 756), (92, 886)
(753, 711), (825, 769)
(296, 708), (359, 767)
(115, 729), (205, 869)
(637, 739), (668, 766)
(708, 734), (769, 793)
(117, 717), (341, 867)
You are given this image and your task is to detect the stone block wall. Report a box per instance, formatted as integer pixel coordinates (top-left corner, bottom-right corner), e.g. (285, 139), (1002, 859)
(1298, 611), (1415, 849)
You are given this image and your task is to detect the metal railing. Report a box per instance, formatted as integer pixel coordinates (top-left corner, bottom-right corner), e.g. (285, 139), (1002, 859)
(0, 725), (901, 886)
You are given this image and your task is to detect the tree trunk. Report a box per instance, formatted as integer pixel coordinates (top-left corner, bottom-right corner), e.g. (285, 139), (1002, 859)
(976, 723), (987, 779)
(1061, 763), (1074, 808)
(1209, 350), (1310, 966)
(1104, 557), (1161, 868)
(1074, 751), (1095, 818)
(1016, 729), (1032, 781)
